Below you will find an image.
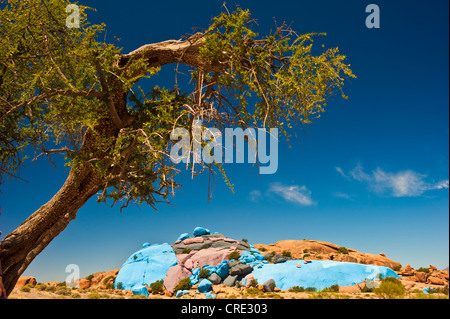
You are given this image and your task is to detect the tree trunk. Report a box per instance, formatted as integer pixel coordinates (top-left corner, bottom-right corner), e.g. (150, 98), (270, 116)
(0, 165), (102, 296)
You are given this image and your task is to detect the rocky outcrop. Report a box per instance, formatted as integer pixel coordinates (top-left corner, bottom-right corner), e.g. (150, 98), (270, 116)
(171, 233), (251, 254)
(15, 276), (37, 288)
(254, 240), (401, 269)
(399, 264), (449, 286)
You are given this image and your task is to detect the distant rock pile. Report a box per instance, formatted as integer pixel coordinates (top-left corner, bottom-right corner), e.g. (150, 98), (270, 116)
(254, 239), (402, 269)
(399, 264), (449, 286)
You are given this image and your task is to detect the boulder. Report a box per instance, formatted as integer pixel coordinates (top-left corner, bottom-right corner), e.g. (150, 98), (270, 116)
(272, 255), (289, 264)
(205, 291), (217, 299)
(223, 275), (238, 287)
(177, 233), (190, 242)
(263, 279), (276, 292)
(208, 273), (222, 285)
(198, 279), (213, 293)
(115, 243), (178, 294)
(216, 260), (229, 279)
(252, 260), (401, 291)
(78, 279), (91, 289)
(183, 237), (205, 245)
(229, 263), (252, 276)
(427, 276), (445, 285)
(15, 276), (37, 288)
(414, 271), (428, 283)
(244, 274), (255, 288)
(164, 264), (193, 293)
(193, 227), (210, 237)
(175, 289), (190, 298)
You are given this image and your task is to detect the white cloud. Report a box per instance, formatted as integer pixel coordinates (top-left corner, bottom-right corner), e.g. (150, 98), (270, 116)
(343, 164), (449, 197)
(249, 190), (262, 202)
(333, 192), (353, 200)
(335, 166), (349, 179)
(269, 182), (315, 206)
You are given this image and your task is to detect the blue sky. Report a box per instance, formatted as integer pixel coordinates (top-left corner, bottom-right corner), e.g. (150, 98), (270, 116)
(0, 0), (448, 282)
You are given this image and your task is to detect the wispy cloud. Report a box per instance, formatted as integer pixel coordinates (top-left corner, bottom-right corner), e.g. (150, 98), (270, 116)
(332, 192), (354, 200)
(335, 166), (350, 179)
(268, 182), (315, 206)
(341, 164), (449, 197)
(249, 190), (262, 202)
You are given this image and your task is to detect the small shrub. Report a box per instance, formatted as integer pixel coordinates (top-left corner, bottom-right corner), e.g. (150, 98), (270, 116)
(198, 267), (210, 279)
(282, 251), (292, 257)
(150, 280), (164, 295)
(303, 253), (310, 258)
(56, 287), (71, 296)
(35, 284), (47, 291)
(249, 279), (258, 288)
(322, 284), (339, 293)
(85, 274), (94, 282)
(182, 248), (191, 254)
(303, 249), (309, 253)
(338, 247), (349, 254)
(316, 255), (323, 260)
(241, 238), (248, 243)
(116, 282), (123, 290)
(45, 285), (56, 292)
(259, 247), (267, 252)
(173, 278), (191, 294)
(393, 265), (401, 271)
(71, 293), (81, 298)
(57, 281), (67, 287)
(201, 244), (211, 249)
(247, 287), (263, 296)
(20, 286), (31, 293)
(373, 277), (406, 299)
(87, 292), (101, 299)
(305, 287), (317, 292)
(228, 251), (241, 261)
(290, 286), (305, 293)
(416, 267), (430, 273)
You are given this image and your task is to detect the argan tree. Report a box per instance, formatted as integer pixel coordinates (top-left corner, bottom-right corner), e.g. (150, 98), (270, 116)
(0, 0), (355, 295)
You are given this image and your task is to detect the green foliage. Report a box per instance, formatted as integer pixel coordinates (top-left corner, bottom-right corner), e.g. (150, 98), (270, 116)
(87, 292), (101, 299)
(103, 276), (115, 285)
(85, 274), (94, 282)
(198, 268), (210, 279)
(322, 284), (339, 293)
(282, 251), (292, 257)
(303, 253), (310, 258)
(305, 287), (317, 292)
(150, 280), (164, 295)
(425, 286), (449, 295)
(20, 285), (31, 292)
(303, 249), (309, 253)
(228, 251), (241, 260)
(416, 267), (430, 273)
(182, 248), (192, 254)
(338, 247), (349, 254)
(373, 277), (406, 299)
(241, 238), (248, 243)
(1, 1), (355, 213)
(173, 278), (191, 294)
(393, 265), (401, 271)
(290, 286), (305, 293)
